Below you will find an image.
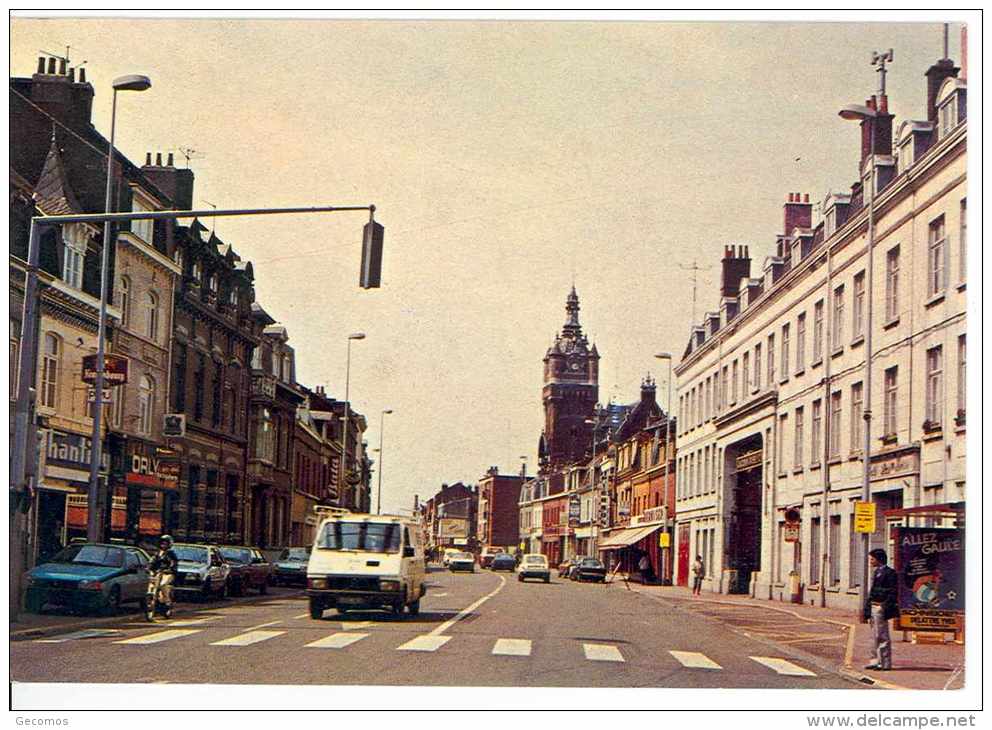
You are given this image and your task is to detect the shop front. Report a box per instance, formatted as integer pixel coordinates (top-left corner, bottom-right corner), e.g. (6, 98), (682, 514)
(112, 438), (181, 548)
(598, 520), (665, 581)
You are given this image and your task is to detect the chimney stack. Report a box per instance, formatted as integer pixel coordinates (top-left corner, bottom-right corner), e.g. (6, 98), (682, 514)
(720, 245), (751, 299)
(784, 192), (813, 236)
(925, 35), (959, 124)
(142, 150), (196, 209)
(859, 95), (894, 168)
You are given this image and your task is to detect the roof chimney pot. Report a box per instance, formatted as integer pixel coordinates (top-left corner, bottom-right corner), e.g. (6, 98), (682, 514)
(47, 57), (57, 74)
(145, 152), (152, 166)
(155, 152), (162, 166)
(79, 68), (86, 83)
(167, 152), (174, 167)
(58, 58), (67, 75)
(37, 57), (46, 74)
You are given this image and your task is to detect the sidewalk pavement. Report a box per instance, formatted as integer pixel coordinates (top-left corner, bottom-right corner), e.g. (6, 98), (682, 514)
(627, 581), (964, 691)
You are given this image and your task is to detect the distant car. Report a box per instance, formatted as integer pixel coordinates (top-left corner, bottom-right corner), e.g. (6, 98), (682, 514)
(480, 549), (504, 568)
(448, 552), (476, 573)
(219, 546), (272, 596)
(442, 548), (461, 567)
(558, 559), (577, 578)
(25, 543), (152, 614)
(490, 554), (517, 572)
(517, 553), (550, 583)
(573, 557), (607, 583)
(274, 547), (311, 586)
(172, 544), (231, 599)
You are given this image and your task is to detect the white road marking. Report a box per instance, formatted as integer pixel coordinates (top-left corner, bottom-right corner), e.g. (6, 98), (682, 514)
(492, 638), (532, 656)
(35, 629), (122, 643)
(210, 630), (285, 647)
(305, 632), (369, 649)
(115, 629), (201, 645)
(433, 593), (448, 597)
(244, 621), (282, 631)
(583, 643), (625, 662)
(430, 574), (506, 636)
(670, 650), (723, 670)
(397, 635), (452, 652)
(165, 616), (221, 627)
(340, 621), (372, 631)
(750, 656), (817, 677)
(292, 613), (311, 620)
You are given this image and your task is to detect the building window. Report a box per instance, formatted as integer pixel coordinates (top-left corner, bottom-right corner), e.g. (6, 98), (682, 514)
(138, 375), (154, 435)
(885, 247), (900, 321)
(796, 313), (806, 373)
(191, 260), (201, 281)
(829, 391), (842, 458)
(173, 247), (184, 272)
(754, 343), (762, 390)
(62, 225), (87, 289)
(119, 276), (131, 328)
(131, 197), (154, 243)
(145, 291), (159, 341)
(212, 363), (223, 427)
(813, 300), (824, 361)
(829, 515), (841, 586)
(959, 199), (966, 282)
(780, 324), (790, 380)
(194, 354), (206, 421)
(731, 361), (739, 405)
(110, 379), (125, 428)
(832, 285), (844, 351)
(777, 414), (788, 473)
(10, 321), (20, 399)
(229, 287), (239, 307)
(926, 346), (943, 426)
(721, 366), (728, 412)
(957, 335), (966, 418)
(811, 399), (822, 462)
(741, 353), (749, 400)
(928, 216), (947, 297)
(848, 512), (863, 588)
(850, 382), (863, 452)
(705, 377), (711, 420)
(173, 343), (187, 412)
(209, 274), (219, 294)
(256, 407), (275, 462)
(794, 406), (804, 467)
(767, 333), (775, 385)
(938, 97), (957, 138)
(852, 271), (865, 339)
(810, 517), (821, 584)
(40, 333), (60, 408)
(884, 367), (898, 437)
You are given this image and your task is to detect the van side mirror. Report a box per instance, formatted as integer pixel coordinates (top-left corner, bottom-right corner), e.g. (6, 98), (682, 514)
(403, 546), (415, 558)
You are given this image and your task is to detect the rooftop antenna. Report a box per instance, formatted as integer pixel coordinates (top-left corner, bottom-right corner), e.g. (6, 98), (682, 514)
(678, 259), (714, 324)
(177, 146), (204, 168)
(871, 48), (894, 96)
(202, 199), (217, 235)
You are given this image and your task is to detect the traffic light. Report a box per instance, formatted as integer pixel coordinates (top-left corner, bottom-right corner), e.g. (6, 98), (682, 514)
(360, 219), (384, 289)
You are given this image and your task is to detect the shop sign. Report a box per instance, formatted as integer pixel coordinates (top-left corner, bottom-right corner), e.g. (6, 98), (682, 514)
(45, 430), (109, 472)
(853, 501), (876, 533)
(895, 527), (964, 632)
(658, 531), (671, 548)
(868, 450), (919, 482)
(784, 522), (800, 543)
(438, 517), (468, 538)
(568, 494), (581, 526)
(735, 449), (763, 472)
(81, 353), (128, 385)
(642, 506), (666, 524)
(125, 443), (180, 490)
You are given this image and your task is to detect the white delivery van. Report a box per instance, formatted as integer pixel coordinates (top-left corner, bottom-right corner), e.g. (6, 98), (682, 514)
(305, 510), (426, 619)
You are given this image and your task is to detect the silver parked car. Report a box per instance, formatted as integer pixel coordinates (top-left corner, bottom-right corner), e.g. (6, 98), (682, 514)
(172, 544), (231, 599)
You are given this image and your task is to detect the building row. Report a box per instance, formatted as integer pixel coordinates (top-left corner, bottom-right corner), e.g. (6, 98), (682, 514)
(9, 56), (373, 574)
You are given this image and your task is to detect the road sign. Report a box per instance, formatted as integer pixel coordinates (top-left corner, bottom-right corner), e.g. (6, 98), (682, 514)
(86, 388), (112, 403)
(784, 522), (800, 543)
(854, 501), (876, 533)
(81, 354), (128, 385)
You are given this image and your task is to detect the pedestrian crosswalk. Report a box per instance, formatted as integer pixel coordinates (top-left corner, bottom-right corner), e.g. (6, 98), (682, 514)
(39, 624), (819, 677)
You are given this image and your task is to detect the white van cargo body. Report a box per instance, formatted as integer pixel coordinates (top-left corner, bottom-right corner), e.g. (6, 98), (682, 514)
(306, 511), (426, 619)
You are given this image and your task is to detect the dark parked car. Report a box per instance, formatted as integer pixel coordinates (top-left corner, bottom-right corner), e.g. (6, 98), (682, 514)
(25, 543), (151, 614)
(490, 554), (517, 572)
(220, 546), (272, 596)
(572, 557), (607, 583)
(273, 547), (311, 586)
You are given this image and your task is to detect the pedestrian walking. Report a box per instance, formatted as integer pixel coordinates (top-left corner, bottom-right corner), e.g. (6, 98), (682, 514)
(862, 548), (899, 671)
(691, 555), (705, 595)
(638, 553), (652, 584)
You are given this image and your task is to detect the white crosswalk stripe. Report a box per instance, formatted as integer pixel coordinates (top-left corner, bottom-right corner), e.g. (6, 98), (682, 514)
(397, 635), (451, 652)
(35, 629), (122, 643)
(583, 643), (624, 662)
(305, 632), (369, 649)
(749, 656), (817, 677)
(210, 630), (285, 647)
(670, 650), (723, 670)
(492, 638), (532, 656)
(339, 621), (372, 631)
(114, 629), (202, 645)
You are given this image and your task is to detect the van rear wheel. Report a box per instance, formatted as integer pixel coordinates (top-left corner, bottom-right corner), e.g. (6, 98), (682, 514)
(408, 599), (420, 616)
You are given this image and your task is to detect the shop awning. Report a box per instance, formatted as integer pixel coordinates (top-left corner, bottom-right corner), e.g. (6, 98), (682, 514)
(598, 523), (663, 550)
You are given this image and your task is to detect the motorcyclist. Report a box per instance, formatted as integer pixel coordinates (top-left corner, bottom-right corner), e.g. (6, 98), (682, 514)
(149, 534), (179, 611)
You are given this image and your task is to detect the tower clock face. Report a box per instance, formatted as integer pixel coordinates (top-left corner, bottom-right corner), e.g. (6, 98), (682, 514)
(567, 357), (582, 372)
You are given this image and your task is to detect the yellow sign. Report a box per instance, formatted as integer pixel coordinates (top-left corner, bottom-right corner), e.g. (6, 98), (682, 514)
(659, 532), (670, 548)
(854, 501), (876, 533)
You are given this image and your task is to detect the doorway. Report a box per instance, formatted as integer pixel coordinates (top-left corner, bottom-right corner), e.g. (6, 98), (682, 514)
(677, 523), (690, 586)
(36, 490), (67, 563)
(726, 435), (763, 594)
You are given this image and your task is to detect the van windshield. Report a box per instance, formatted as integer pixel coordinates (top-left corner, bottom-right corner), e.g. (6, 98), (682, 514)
(317, 522), (401, 553)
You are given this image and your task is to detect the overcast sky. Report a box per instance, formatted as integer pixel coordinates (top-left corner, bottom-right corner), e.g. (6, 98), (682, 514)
(10, 15), (963, 513)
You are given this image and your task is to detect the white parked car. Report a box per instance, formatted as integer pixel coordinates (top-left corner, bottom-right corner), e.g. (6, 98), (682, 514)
(447, 552), (476, 573)
(172, 544), (231, 599)
(517, 553), (551, 583)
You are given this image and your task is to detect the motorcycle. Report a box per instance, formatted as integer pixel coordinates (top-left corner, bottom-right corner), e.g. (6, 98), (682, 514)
(144, 570), (173, 622)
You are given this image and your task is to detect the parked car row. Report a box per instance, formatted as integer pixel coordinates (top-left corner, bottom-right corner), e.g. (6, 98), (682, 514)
(23, 541), (308, 616)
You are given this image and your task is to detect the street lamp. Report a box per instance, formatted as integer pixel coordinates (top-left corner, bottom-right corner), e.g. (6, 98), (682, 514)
(655, 352), (674, 583)
(339, 332), (366, 510)
(839, 99), (879, 619)
(584, 404), (602, 555)
(376, 409), (393, 514)
(87, 73), (152, 542)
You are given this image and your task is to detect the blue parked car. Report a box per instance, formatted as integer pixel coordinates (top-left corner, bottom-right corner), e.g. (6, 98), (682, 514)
(25, 543), (152, 614)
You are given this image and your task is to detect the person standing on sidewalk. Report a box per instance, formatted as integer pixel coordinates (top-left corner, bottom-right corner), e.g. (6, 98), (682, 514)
(638, 553), (652, 584)
(863, 548), (899, 671)
(691, 555), (705, 595)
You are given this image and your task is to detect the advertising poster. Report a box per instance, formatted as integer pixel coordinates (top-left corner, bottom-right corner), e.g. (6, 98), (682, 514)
(895, 527), (964, 632)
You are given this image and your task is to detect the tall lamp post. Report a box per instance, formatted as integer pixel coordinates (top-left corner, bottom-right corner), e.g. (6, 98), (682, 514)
(339, 332), (366, 510)
(86, 74), (152, 542)
(655, 353), (674, 584)
(376, 409), (393, 514)
(584, 404), (602, 555)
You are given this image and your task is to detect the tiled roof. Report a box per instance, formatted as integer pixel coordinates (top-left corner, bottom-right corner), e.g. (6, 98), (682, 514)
(33, 136), (82, 216)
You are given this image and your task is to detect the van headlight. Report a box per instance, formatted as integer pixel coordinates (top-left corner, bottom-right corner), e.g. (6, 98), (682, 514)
(308, 577), (328, 589)
(379, 579), (401, 592)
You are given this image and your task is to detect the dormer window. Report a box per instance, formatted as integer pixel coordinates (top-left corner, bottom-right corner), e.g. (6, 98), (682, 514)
(936, 77), (967, 140)
(208, 274), (218, 293)
(62, 224), (88, 289)
(229, 287), (239, 307)
(898, 138), (914, 175)
(130, 195), (154, 244)
(191, 261), (201, 280)
(938, 99), (957, 138)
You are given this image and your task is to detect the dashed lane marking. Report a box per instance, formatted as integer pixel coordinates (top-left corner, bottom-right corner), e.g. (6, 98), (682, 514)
(292, 613), (311, 619)
(749, 656), (817, 677)
(305, 633), (369, 649)
(669, 650), (723, 670)
(340, 621), (372, 630)
(35, 629), (122, 643)
(114, 629), (202, 645)
(397, 635), (452, 652)
(492, 639), (532, 656)
(210, 630), (286, 647)
(583, 643), (625, 662)
(244, 621), (282, 631)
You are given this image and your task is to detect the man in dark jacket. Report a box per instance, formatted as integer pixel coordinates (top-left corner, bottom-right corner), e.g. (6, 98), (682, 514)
(862, 548), (899, 670)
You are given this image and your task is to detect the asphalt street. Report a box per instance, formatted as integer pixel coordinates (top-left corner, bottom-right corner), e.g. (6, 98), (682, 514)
(11, 567), (865, 689)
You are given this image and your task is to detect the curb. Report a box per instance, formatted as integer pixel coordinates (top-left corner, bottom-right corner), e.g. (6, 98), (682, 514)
(10, 588), (303, 640)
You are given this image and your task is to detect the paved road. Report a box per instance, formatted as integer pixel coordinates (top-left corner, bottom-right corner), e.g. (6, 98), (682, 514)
(11, 567), (865, 689)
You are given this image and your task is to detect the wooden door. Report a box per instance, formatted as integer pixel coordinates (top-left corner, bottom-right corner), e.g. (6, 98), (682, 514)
(677, 524), (690, 586)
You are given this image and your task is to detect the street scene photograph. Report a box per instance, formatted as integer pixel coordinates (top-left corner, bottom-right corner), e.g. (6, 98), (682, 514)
(7, 10), (980, 719)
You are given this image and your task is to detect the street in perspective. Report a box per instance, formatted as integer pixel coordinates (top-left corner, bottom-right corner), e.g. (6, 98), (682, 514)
(8, 12), (975, 716)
